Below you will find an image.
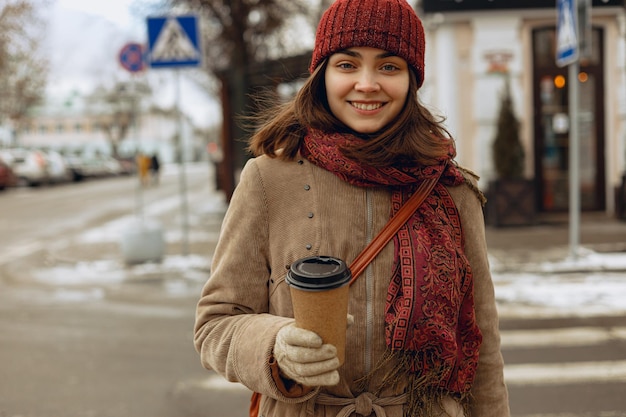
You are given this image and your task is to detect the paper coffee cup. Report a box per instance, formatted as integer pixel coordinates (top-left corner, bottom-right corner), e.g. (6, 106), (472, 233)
(286, 256), (351, 365)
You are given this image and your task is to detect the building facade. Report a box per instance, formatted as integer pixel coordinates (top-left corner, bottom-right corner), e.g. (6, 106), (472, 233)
(420, 0), (626, 215)
(8, 95), (206, 164)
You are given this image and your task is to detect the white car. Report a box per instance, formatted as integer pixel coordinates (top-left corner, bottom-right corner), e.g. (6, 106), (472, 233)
(0, 149), (49, 187)
(43, 150), (72, 184)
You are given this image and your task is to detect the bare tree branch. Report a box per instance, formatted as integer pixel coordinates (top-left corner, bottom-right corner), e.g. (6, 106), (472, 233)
(86, 81), (152, 158)
(0, 0), (50, 134)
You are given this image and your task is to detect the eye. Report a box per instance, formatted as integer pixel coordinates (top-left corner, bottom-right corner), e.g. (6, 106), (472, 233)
(380, 63), (400, 72)
(336, 61), (356, 70)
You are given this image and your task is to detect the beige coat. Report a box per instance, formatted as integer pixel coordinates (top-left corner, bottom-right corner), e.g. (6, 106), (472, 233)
(194, 154), (510, 417)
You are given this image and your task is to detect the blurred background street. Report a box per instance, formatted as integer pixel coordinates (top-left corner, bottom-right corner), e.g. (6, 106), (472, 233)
(1, 163), (625, 417)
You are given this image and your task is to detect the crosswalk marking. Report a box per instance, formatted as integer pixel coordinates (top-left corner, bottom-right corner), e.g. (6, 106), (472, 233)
(500, 326), (626, 348)
(501, 326), (626, 385)
(200, 360), (626, 391)
(514, 412), (626, 417)
(196, 326), (626, 395)
(505, 360), (626, 385)
(195, 374), (248, 391)
(0, 240), (43, 266)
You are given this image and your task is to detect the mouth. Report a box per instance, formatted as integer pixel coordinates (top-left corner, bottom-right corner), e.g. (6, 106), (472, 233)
(349, 101), (384, 111)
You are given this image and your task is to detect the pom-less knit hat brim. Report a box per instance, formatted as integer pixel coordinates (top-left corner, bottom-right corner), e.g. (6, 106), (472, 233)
(309, 0), (425, 88)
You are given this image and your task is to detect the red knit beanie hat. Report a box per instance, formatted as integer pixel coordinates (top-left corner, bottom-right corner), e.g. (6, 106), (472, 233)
(309, 0), (426, 88)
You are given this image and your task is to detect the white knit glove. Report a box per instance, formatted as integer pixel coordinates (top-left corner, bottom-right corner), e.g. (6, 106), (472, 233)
(273, 323), (341, 387)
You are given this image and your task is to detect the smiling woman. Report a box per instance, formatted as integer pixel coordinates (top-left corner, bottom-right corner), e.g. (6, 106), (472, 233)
(193, 1), (510, 417)
(324, 47), (410, 134)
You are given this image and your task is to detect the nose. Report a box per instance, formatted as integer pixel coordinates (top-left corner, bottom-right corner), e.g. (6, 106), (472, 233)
(354, 70), (380, 93)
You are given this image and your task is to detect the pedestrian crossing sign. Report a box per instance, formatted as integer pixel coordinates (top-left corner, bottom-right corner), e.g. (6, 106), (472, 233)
(556, 0), (578, 68)
(146, 15), (201, 68)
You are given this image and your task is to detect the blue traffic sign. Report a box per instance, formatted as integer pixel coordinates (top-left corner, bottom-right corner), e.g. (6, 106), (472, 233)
(556, 0), (578, 67)
(119, 42), (145, 73)
(146, 15), (201, 68)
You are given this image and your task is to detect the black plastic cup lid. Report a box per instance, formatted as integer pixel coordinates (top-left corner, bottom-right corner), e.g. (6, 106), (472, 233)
(287, 256), (351, 291)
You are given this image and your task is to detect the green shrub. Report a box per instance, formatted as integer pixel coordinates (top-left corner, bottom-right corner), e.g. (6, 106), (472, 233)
(492, 80), (525, 179)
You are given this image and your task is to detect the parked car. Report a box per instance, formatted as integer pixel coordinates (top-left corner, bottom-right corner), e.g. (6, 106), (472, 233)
(42, 150), (72, 184)
(62, 154), (88, 182)
(0, 149), (49, 187)
(59, 152), (109, 182)
(101, 156), (124, 176)
(115, 156), (136, 176)
(0, 155), (17, 191)
(80, 156), (112, 178)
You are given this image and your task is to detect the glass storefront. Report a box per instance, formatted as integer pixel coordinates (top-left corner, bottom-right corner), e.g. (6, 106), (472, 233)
(532, 27), (605, 211)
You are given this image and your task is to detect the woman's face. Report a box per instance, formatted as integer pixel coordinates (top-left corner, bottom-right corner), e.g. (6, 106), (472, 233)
(324, 46), (410, 134)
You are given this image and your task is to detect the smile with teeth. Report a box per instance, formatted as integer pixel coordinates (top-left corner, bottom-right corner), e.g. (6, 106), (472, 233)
(350, 102), (383, 111)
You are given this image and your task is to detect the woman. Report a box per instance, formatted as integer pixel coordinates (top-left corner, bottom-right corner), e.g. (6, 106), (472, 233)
(194, 0), (510, 416)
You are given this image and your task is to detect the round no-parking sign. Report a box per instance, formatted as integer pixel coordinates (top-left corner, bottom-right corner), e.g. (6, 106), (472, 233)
(119, 42), (146, 73)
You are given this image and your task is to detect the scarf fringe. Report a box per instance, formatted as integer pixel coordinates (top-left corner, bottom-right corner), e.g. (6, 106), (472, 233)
(455, 164), (487, 206)
(354, 349), (472, 417)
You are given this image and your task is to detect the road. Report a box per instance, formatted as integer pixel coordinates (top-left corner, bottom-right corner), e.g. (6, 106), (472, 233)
(0, 165), (203, 264)
(0, 164), (249, 417)
(0, 163), (625, 417)
(501, 314), (626, 416)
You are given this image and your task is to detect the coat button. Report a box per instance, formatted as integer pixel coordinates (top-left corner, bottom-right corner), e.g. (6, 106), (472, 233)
(305, 244), (312, 250)
(304, 184), (311, 191)
(298, 160), (304, 165)
(307, 212), (314, 218)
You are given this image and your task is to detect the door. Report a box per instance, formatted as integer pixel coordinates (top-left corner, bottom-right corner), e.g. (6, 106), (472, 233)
(532, 27), (605, 212)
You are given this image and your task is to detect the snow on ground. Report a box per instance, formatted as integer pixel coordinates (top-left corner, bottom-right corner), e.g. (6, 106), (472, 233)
(491, 249), (626, 318)
(34, 237), (626, 318)
(494, 270), (626, 318)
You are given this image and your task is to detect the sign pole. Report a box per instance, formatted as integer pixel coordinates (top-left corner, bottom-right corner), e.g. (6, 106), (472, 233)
(118, 42), (147, 221)
(556, 0), (582, 260)
(175, 69), (190, 256)
(568, 58), (580, 260)
(132, 75), (144, 221)
(567, 0), (593, 259)
(118, 43), (166, 265)
(146, 14), (201, 257)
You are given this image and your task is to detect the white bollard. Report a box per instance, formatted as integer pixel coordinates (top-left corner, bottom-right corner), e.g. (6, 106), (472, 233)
(120, 218), (165, 264)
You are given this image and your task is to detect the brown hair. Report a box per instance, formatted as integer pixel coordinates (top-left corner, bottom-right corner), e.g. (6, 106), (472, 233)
(247, 60), (455, 167)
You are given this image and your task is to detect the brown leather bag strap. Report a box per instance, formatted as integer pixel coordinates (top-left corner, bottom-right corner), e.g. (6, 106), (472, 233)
(348, 167), (444, 286)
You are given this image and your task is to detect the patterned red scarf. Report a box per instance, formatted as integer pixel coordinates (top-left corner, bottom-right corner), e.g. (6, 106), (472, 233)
(301, 128), (483, 414)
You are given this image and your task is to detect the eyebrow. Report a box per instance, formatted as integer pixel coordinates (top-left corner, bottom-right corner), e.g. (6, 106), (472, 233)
(335, 49), (397, 59)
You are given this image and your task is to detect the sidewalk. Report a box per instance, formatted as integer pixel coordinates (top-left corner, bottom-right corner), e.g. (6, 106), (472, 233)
(486, 211), (626, 272)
